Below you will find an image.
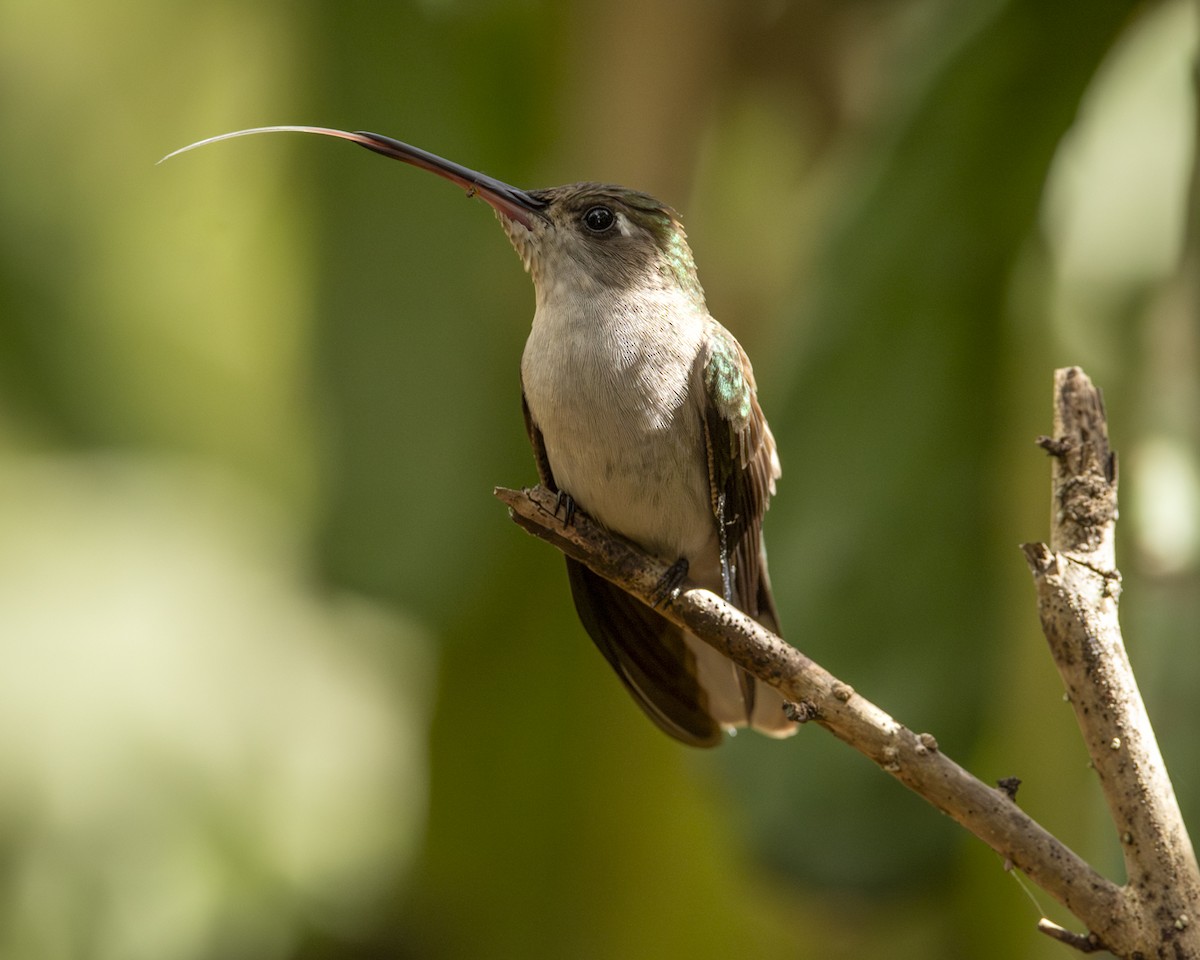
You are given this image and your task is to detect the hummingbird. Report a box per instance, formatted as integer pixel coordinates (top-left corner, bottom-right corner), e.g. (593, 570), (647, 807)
(162, 126), (797, 746)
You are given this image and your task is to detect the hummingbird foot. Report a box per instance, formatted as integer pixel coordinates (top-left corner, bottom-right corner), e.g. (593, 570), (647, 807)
(650, 557), (690, 609)
(553, 489), (577, 527)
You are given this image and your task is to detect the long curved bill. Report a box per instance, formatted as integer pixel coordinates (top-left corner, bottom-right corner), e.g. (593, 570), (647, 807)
(159, 125), (550, 229)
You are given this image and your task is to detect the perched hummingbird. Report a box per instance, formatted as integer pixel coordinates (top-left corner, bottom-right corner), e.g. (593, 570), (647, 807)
(163, 127), (797, 746)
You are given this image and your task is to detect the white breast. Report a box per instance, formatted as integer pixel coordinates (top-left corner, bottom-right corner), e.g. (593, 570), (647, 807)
(520, 287), (716, 565)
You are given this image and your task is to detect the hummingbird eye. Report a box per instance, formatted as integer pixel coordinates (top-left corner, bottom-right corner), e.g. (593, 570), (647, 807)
(581, 205), (616, 234)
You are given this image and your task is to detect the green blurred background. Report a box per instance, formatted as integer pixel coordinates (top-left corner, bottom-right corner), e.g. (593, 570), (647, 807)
(1, 0), (1197, 956)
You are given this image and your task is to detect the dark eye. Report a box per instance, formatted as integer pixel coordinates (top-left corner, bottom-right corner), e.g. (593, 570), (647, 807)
(581, 205), (616, 233)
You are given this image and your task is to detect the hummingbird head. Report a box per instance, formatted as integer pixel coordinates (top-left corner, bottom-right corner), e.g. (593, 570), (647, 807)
(159, 126), (706, 308)
(502, 183), (706, 309)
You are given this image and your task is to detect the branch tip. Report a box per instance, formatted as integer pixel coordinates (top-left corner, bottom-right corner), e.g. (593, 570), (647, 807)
(1020, 541), (1056, 575)
(1036, 435), (1073, 458)
(1036, 918), (1102, 954)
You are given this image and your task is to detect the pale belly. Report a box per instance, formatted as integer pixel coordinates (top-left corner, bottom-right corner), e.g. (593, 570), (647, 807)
(521, 305), (719, 573)
(537, 398), (716, 565)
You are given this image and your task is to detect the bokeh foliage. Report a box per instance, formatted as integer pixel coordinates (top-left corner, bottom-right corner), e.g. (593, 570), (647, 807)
(0, 0), (1196, 958)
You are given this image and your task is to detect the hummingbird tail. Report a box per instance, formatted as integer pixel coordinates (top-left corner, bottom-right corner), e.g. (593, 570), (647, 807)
(565, 558), (722, 747)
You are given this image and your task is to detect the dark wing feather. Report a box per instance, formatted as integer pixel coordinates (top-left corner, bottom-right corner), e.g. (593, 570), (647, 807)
(521, 392), (722, 747)
(698, 325), (780, 618)
(522, 393), (557, 491)
(699, 325), (783, 713)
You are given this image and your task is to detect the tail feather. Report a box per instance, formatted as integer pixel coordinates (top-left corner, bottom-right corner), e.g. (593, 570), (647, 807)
(565, 557), (797, 745)
(566, 558), (722, 747)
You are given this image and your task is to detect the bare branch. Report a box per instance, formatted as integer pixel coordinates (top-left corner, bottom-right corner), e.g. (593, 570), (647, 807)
(495, 483), (1127, 941)
(1023, 366), (1200, 955)
(1037, 918), (1104, 954)
(494, 365), (1199, 958)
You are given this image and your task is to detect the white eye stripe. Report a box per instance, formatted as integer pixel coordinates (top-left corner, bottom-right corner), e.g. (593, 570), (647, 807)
(615, 212), (633, 237)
